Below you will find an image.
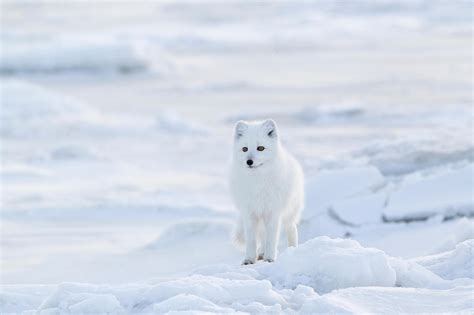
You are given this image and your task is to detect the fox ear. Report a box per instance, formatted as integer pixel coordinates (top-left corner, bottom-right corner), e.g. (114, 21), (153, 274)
(262, 119), (278, 138)
(234, 120), (248, 139)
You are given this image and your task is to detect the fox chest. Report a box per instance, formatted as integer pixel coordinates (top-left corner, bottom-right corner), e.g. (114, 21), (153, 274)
(232, 174), (289, 214)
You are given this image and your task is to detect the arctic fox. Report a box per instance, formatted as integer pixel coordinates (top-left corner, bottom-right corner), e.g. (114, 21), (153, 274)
(230, 119), (304, 264)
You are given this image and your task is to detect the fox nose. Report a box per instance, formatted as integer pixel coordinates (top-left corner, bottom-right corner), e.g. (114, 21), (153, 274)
(246, 159), (253, 166)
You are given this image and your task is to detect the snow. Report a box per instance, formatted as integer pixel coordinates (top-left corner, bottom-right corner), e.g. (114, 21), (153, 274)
(156, 111), (208, 135)
(2, 237), (473, 314)
(383, 164), (474, 222)
(0, 80), (101, 138)
(152, 294), (237, 314)
(1, 1), (473, 314)
(304, 166), (386, 218)
(300, 286), (474, 314)
(1, 40), (148, 74)
(258, 237), (396, 293)
(329, 191), (387, 226)
(414, 239), (474, 280)
(357, 139), (474, 176)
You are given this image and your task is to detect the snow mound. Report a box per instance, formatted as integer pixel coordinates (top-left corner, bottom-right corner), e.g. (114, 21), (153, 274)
(138, 275), (285, 313)
(1, 40), (147, 74)
(38, 283), (125, 314)
(414, 239), (474, 280)
(258, 236), (396, 293)
(383, 164), (474, 222)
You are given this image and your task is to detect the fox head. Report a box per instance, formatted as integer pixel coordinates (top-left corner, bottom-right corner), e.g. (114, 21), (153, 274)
(233, 119), (280, 170)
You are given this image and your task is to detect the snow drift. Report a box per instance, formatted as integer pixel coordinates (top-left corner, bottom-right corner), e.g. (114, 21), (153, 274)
(257, 236), (396, 293)
(414, 239), (474, 280)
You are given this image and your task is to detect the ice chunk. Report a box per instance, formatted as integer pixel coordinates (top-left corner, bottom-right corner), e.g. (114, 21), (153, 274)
(304, 166), (386, 218)
(383, 164), (474, 222)
(356, 140), (474, 176)
(329, 191), (386, 226)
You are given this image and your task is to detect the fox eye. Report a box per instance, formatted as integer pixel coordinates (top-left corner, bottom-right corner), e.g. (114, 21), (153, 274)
(257, 146), (265, 151)
(242, 147), (248, 152)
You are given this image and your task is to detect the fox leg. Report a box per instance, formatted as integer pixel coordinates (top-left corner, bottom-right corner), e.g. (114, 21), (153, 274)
(256, 222), (265, 260)
(242, 213), (257, 265)
(286, 223), (298, 247)
(263, 215), (281, 262)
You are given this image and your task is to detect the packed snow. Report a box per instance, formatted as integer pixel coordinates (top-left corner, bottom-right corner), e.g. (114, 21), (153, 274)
(1, 1), (473, 314)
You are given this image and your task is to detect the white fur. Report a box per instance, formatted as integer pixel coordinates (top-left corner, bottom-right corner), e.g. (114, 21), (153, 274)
(229, 119), (304, 264)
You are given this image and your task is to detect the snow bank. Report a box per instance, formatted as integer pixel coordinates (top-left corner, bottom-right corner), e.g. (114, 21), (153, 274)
(36, 283), (136, 314)
(32, 277), (286, 314)
(258, 236), (396, 294)
(414, 239), (474, 280)
(432, 218), (474, 254)
(388, 257), (459, 289)
(0, 285), (55, 313)
(383, 164), (474, 222)
(1, 40), (147, 74)
(138, 275), (285, 313)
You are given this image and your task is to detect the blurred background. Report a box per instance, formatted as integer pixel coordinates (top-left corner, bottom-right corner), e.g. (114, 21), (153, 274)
(1, 1), (472, 284)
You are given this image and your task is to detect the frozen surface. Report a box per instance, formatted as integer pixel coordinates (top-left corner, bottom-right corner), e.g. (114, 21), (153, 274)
(1, 1), (473, 314)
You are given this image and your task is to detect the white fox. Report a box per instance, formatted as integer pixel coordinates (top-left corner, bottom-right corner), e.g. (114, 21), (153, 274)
(230, 119), (304, 264)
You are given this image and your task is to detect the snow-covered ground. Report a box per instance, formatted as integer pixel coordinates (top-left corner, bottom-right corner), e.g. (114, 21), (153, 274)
(1, 1), (473, 314)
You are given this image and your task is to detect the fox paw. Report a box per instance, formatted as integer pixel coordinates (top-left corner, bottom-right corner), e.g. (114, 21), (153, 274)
(241, 258), (256, 265)
(263, 257), (274, 263)
(257, 253), (264, 260)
